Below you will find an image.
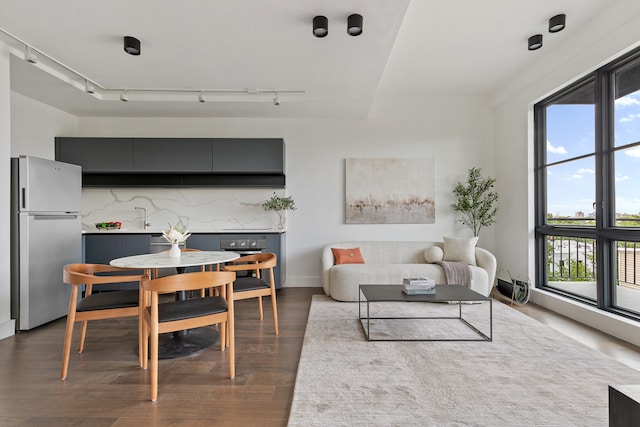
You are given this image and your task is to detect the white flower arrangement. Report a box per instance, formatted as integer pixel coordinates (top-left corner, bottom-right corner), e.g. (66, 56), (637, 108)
(162, 222), (191, 244)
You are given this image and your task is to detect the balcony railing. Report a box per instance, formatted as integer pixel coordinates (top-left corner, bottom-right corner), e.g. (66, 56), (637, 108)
(547, 236), (640, 287)
(547, 236), (596, 282)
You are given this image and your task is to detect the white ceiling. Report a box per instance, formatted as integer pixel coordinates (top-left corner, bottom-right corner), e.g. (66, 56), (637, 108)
(0, 0), (612, 119)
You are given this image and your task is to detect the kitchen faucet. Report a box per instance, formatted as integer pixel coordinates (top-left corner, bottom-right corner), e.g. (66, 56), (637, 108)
(135, 207), (150, 229)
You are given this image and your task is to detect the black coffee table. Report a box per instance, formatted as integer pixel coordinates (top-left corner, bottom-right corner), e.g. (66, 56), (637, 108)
(358, 284), (492, 342)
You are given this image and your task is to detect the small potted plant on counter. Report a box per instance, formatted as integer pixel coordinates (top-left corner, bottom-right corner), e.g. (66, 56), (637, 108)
(262, 192), (297, 229)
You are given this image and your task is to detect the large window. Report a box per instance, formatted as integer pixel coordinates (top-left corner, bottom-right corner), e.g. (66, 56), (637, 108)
(535, 47), (640, 320)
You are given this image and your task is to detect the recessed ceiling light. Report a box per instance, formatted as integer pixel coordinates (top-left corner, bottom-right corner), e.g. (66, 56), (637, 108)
(313, 16), (328, 38)
(123, 36), (141, 55)
(528, 34), (543, 51)
(347, 14), (363, 36)
(549, 14), (566, 33)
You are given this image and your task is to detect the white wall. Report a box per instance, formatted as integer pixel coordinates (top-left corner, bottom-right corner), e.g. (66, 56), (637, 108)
(0, 43), (14, 339)
(10, 92), (77, 158)
(75, 92), (495, 286)
(493, 0), (640, 345)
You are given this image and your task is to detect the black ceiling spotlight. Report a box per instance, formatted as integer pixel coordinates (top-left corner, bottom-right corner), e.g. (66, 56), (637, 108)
(548, 14), (566, 33)
(347, 14), (363, 36)
(123, 36), (141, 55)
(313, 16), (328, 38)
(528, 34), (543, 51)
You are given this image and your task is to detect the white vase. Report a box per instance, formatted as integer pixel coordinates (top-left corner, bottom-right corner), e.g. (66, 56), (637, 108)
(169, 243), (181, 258)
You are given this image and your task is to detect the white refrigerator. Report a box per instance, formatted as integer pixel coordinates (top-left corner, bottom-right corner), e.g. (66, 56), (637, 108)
(10, 155), (82, 331)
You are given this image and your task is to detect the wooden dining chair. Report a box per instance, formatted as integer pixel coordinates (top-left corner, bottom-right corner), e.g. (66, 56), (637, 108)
(141, 270), (236, 401)
(222, 253), (279, 335)
(61, 263), (147, 380)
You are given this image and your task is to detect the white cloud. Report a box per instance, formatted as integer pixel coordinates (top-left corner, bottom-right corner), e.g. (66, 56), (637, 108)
(547, 140), (567, 154)
(619, 113), (640, 123)
(616, 173), (630, 181)
(616, 94), (640, 107)
(576, 168), (595, 174)
(625, 147), (640, 158)
(571, 174), (583, 179)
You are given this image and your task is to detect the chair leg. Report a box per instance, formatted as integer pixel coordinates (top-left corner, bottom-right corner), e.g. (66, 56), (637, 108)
(150, 321), (159, 401)
(258, 296), (264, 320)
(60, 288), (78, 380)
(270, 292), (279, 335)
(77, 320), (88, 353)
(142, 318), (149, 370)
(138, 295), (144, 368)
(228, 315), (235, 379)
(219, 321), (226, 351)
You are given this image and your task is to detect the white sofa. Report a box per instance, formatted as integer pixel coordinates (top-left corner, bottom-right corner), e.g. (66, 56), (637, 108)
(321, 241), (497, 302)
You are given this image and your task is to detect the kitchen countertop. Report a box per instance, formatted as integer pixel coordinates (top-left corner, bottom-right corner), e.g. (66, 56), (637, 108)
(82, 228), (285, 234)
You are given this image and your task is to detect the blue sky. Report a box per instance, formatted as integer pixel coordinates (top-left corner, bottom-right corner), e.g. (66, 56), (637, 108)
(546, 92), (640, 217)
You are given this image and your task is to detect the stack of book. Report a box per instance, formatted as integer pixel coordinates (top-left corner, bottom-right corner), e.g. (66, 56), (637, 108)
(402, 277), (436, 295)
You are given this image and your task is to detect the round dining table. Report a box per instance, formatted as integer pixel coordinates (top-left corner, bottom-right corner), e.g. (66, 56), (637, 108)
(110, 250), (240, 359)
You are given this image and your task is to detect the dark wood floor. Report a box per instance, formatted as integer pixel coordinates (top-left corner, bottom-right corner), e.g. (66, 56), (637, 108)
(1, 288), (639, 427)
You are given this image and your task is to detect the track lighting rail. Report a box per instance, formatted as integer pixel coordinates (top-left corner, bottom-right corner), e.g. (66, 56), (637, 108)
(0, 27), (305, 103)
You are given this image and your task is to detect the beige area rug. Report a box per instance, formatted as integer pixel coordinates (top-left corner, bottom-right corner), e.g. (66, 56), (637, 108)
(288, 295), (640, 426)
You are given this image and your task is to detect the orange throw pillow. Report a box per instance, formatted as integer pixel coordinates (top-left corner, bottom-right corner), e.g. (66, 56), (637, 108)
(331, 247), (365, 265)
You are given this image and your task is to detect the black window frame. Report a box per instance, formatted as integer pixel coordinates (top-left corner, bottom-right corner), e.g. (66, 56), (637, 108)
(534, 45), (640, 322)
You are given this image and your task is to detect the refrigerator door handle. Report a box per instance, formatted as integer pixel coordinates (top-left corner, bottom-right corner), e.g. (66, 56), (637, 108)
(32, 214), (79, 221)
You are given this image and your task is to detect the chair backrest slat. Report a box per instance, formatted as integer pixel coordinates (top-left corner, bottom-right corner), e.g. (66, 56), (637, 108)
(141, 271), (236, 293)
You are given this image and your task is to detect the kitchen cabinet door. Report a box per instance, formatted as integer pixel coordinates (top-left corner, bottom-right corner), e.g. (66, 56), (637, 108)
(186, 234), (221, 251)
(84, 233), (150, 290)
(55, 137), (134, 172)
(133, 138), (212, 172)
(212, 138), (284, 174)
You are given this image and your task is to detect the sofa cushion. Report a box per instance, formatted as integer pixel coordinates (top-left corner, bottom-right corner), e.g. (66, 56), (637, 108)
(327, 263), (490, 302)
(443, 236), (478, 266)
(424, 246), (444, 263)
(331, 247), (365, 265)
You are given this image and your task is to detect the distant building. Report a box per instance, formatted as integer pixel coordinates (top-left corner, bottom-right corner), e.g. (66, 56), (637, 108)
(575, 211), (584, 218)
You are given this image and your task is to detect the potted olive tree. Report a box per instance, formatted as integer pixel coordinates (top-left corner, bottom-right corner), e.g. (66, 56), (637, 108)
(451, 167), (499, 237)
(262, 193), (297, 229)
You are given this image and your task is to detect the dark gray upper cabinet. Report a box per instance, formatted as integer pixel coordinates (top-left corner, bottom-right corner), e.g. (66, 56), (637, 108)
(55, 137), (134, 172)
(213, 138), (284, 173)
(133, 138), (212, 172)
(54, 137), (285, 187)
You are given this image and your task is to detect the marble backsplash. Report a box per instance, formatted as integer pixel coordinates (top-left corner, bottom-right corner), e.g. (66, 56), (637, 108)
(82, 187), (288, 232)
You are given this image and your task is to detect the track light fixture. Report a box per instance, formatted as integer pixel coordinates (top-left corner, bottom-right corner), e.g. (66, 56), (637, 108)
(548, 14), (566, 33)
(0, 28), (306, 102)
(273, 92), (280, 106)
(24, 46), (37, 64)
(347, 14), (363, 36)
(313, 16), (328, 38)
(528, 34), (543, 51)
(123, 36), (141, 55)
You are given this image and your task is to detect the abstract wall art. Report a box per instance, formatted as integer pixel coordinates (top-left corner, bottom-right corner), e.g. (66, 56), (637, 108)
(345, 158), (435, 224)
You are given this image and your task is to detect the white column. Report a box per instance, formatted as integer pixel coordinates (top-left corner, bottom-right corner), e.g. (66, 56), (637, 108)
(0, 42), (16, 339)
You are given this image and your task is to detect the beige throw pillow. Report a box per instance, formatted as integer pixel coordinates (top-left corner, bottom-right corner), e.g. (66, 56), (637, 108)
(424, 246), (444, 264)
(443, 236), (478, 265)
